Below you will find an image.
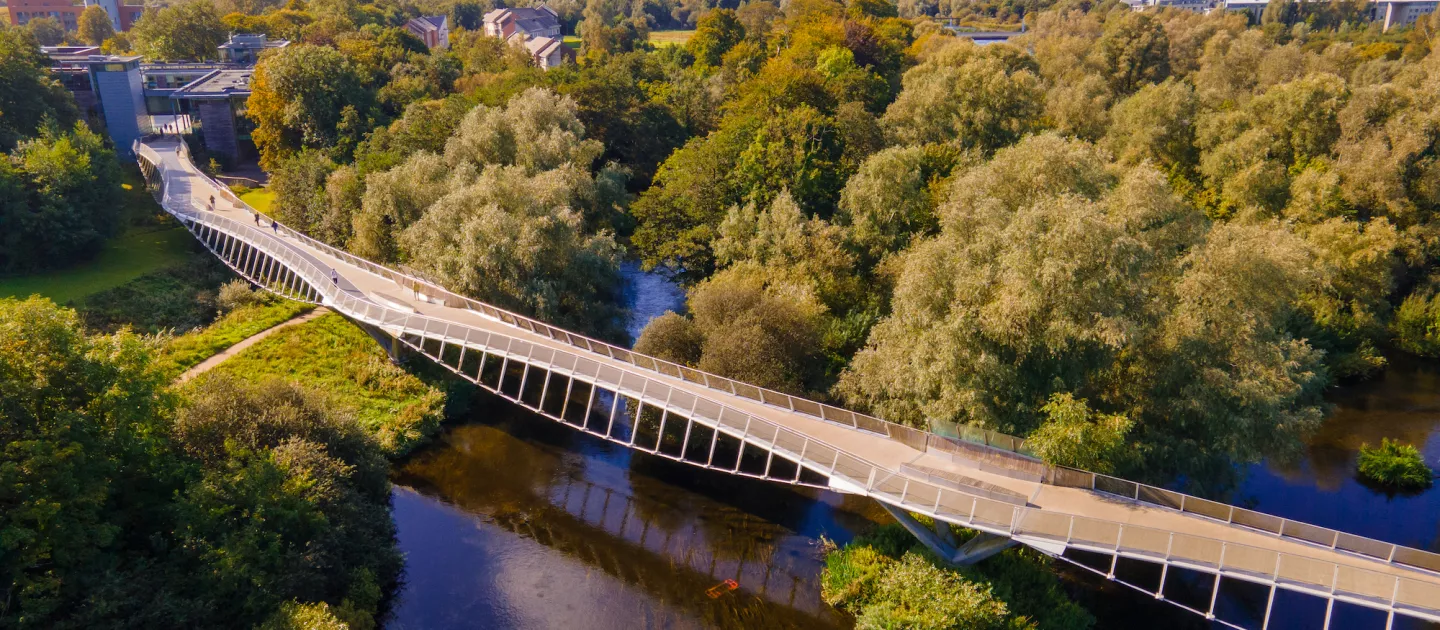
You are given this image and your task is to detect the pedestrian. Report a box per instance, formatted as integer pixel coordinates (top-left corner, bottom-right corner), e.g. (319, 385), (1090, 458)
(331, 268), (338, 285)
(208, 195), (215, 210)
(253, 211), (260, 225)
(270, 219), (278, 234)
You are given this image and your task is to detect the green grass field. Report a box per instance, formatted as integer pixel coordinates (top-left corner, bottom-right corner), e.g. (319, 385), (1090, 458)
(563, 35), (581, 48)
(649, 30), (694, 46)
(157, 299), (315, 379)
(239, 188), (275, 214)
(203, 313), (447, 455)
(0, 226), (199, 305)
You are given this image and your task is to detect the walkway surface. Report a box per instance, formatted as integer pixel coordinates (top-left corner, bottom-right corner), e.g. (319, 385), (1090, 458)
(138, 137), (1440, 625)
(176, 307), (330, 383)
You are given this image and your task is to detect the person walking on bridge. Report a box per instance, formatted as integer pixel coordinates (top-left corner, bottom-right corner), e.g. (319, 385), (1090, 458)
(253, 210), (260, 226)
(331, 268), (338, 286)
(270, 219), (278, 235)
(208, 195), (215, 211)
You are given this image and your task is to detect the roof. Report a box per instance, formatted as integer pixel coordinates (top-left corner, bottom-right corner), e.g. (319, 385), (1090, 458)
(170, 69), (253, 99)
(406, 15), (447, 32)
(484, 5), (559, 29)
(524, 35), (562, 56)
(218, 33), (290, 50)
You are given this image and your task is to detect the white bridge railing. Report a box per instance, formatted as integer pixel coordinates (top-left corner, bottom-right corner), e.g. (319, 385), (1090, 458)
(136, 138), (1440, 629)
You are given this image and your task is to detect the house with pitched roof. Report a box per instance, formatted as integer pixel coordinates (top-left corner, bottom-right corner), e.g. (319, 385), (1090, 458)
(482, 5), (561, 40)
(406, 15), (450, 50)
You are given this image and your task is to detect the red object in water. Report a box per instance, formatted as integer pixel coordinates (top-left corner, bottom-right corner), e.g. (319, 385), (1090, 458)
(705, 579), (740, 599)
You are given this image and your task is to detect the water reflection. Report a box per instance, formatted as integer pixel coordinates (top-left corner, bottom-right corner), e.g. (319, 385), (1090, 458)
(387, 396), (879, 629)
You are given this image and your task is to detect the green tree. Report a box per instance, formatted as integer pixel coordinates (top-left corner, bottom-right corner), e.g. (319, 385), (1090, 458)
(1090, 11), (1171, 95)
(248, 44), (370, 170)
(77, 5), (117, 46)
(881, 40), (1044, 151)
(130, 0), (228, 61)
(1026, 394), (1133, 474)
(398, 165), (625, 337)
(0, 28), (79, 151)
(687, 8), (745, 68)
(634, 266), (828, 393)
(23, 16), (64, 46)
(0, 123), (124, 272)
(1105, 79), (1199, 173)
(0, 297), (177, 628)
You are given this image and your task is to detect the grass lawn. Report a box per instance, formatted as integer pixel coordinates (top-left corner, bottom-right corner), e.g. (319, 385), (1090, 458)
(0, 225), (198, 305)
(239, 188), (275, 214)
(649, 30), (694, 46)
(202, 313), (447, 455)
(563, 35), (581, 48)
(157, 299), (315, 379)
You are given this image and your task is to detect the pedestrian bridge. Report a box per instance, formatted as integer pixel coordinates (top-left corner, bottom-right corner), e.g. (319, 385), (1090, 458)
(136, 137), (1440, 629)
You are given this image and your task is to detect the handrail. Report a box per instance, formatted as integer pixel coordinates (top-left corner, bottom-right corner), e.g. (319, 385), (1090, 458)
(137, 138), (1440, 623)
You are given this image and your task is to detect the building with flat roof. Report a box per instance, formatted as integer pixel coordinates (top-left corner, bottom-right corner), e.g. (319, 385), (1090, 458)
(169, 69), (255, 162)
(217, 33), (289, 65)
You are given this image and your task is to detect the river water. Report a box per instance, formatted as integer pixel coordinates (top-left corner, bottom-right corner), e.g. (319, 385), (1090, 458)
(385, 263), (1440, 630)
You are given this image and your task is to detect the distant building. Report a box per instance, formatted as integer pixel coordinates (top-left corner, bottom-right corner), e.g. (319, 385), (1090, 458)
(482, 6), (561, 40)
(217, 33), (289, 65)
(1216, 0), (1435, 29)
(169, 69), (255, 163)
(1371, 0), (1438, 29)
(7, 0), (143, 31)
(405, 15), (450, 50)
(482, 6), (571, 69)
(520, 35), (574, 69)
(1124, 0), (1216, 10)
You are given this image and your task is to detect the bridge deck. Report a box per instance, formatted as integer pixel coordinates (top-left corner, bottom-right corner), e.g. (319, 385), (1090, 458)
(141, 138), (1440, 625)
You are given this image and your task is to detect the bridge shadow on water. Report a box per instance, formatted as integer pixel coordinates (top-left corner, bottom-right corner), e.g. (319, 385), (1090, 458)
(387, 389), (884, 629)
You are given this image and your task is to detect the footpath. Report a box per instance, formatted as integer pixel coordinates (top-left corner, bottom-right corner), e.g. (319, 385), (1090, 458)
(177, 307), (330, 383)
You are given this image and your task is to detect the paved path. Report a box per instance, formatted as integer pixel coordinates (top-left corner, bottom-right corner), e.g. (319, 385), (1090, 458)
(138, 137), (1440, 625)
(176, 307), (330, 383)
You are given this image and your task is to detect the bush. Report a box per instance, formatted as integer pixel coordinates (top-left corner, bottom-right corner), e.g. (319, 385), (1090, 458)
(77, 255), (235, 334)
(1357, 438), (1434, 491)
(1392, 291), (1440, 357)
(217, 278), (271, 312)
(822, 523), (1094, 630)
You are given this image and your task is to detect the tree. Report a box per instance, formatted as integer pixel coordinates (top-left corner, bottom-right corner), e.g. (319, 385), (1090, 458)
(579, 0), (649, 58)
(350, 151), (455, 261)
(23, 16), (64, 46)
(687, 9), (745, 68)
(1105, 79), (1199, 172)
(1026, 394), (1133, 474)
(77, 5), (116, 46)
(397, 165), (625, 337)
(0, 123), (124, 272)
(130, 0), (228, 61)
(248, 44), (369, 170)
(634, 266), (828, 393)
(443, 87), (604, 174)
(836, 144), (962, 263)
(268, 149), (338, 240)
(881, 40), (1044, 151)
(0, 28), (79, 151)
(1090, 11), (1171, 95)
(173, 376), (397, 629)
(0, 297), (177, 628)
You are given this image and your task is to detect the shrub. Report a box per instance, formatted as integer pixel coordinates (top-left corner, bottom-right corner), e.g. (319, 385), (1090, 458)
(1392, 291), (1440, 357)
(217, 278), (271, 312)
(856, 553), (1010, 630)
(1357, 439), (1434, 491)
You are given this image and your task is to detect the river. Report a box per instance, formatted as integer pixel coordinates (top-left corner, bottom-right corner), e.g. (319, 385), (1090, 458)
(384, 263), (1440, 630)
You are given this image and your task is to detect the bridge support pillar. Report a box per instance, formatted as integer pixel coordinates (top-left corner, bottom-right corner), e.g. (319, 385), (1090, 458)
(352, 320), (407, 364)
(878, 502), (1017, 566)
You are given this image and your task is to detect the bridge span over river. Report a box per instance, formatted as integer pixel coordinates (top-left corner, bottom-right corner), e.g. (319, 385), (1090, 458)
(136, 137), (1440, 629)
